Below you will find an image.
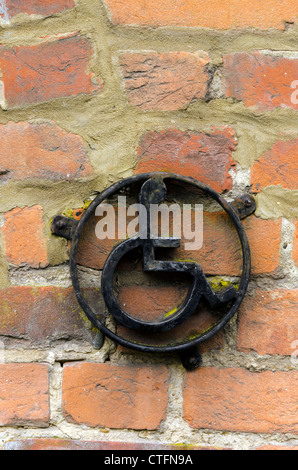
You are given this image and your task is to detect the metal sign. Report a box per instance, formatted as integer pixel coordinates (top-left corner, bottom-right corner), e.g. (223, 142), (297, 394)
(51, 173), (256, 369)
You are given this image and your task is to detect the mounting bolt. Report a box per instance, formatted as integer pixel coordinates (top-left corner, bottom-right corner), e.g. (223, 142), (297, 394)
(55, 219), (66, 229)
(179, 347), (202, 371)
(231, 193), (256, 220)
(243, 197), (252, 207)
(51, 215), (78, 241)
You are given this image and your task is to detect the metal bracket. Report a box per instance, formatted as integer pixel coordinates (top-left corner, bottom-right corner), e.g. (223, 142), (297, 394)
(231, 194), (256, 220)
(51, 215), (78, 241)
(51, 173), (256, 371)
(179, 346), (202, 371)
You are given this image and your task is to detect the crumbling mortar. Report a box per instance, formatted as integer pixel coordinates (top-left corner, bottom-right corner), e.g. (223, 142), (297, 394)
(0, 424), (297, 451)
(205, 64), (224, 101)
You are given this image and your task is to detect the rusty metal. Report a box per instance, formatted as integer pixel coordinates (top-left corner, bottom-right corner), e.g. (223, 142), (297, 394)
(51, 215), (78, 241)
(51, 172), (255, 370)
(231, 194), (256, 220)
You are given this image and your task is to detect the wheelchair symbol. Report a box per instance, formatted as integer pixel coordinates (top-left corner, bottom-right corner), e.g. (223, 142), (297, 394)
(51, 172), (255, 369)
(101, 176), (238, 333)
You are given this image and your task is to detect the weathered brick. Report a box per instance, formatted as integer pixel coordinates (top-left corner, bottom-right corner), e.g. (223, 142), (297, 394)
(135, 128), (237, 193)
(251, 139), (298, 192)
(167, 214), (282, 277)
(75, 209), (282, 276)
(119, 51), (209, 111)
(223, 52), (298, 111)
(116, 285), (224, 353)
(0, 286), (102, 346)
(4, 439), (226, 450)
(62, 363), (169, 429)
(2, 206), (48, 268)
(0, 34), (102, 108)
(0, 363), (49, 427)
(183, 368), (298, 434)
(237, 289), (298, 356)
(5, 0), (75, 18)
(104, 0), (298, 30)
(118, 285), (187, 324)
(0, 121), (93, 182)
(75, 206), (135, 271)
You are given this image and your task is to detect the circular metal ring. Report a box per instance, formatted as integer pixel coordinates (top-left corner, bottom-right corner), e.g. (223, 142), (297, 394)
(69, 172), (251, 354)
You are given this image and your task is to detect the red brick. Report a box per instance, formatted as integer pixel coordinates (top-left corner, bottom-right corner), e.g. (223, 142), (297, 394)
(5, 0), (75, 18)
(293, 221), (298, 266)
(104, 0), (298, 30)
(0, 287), (103, 346)
(118, 285), (188, 324)
(154, 213), (281, 277)
(62, 362), (169, 429)
(237, 289), (298, 356)
(251, 139), (298, 192)
(135, 128), (237, 193)
(0, 363), (49, 427)
(4, 438), (226, 450)
(2, 206), (48, 268)
(224, 52), (298, 111)
(0, 34), (101, 108)
(116, 285), (224, 352)
(183, 367), (298, 434)
(168, 214), (282, 276)
(75, 208), (281, 277)
(75, 206), (136, 271)
(0, 121), (93, 182)
(119, 51), (209, 111)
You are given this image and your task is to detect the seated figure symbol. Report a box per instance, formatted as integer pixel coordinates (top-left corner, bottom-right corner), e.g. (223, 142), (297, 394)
(101, 176), (237, 333)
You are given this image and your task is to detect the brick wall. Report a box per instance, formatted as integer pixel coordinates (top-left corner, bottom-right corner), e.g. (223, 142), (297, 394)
(0, 0), (297, 451)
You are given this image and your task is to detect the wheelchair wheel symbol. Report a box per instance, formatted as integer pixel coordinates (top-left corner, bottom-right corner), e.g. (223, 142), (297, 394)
(52, 172), (255, 369)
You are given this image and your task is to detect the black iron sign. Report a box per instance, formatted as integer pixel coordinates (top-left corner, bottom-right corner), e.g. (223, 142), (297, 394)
(51, 173), (256, 370)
